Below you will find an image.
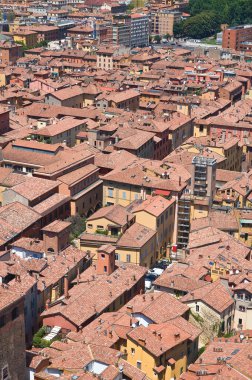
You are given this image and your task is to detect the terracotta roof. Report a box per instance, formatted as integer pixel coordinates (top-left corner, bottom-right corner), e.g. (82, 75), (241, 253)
(42, 220), (71, 233)
(0, 202), (41, 246)
(128, 195), (175, 217)
(86, 204), (134, 227)
(8, 177), (59, 202)
(127, 320), (195, 357)
(42, 263), (146, 327)
(190, 209), (239, 233)
(58, 164), (98, 186)
(32, 117), (85, 137)
(47, 85), (84, 101)
(117, 222), (156, 248)
(181, 280), (234, 314)
(120, 292), (189, 323)
(33, 193), (70, 216)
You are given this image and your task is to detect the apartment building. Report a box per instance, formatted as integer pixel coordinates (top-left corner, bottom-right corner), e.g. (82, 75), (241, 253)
(131, 14), (149, 48)
(152, 10), (181, 37)
(222, 25), (252, 51)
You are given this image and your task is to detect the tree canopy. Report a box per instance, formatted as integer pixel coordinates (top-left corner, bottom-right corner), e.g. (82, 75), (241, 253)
(174, 0), (252, 39)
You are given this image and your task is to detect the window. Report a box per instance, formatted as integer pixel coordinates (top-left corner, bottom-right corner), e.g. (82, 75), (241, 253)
(87, 224), (93, 229)
(2, 365), (9, 380)
(196, 305), (200, 312)
(245, 294), (251, 302)
(101, 253), (105, 259)
(126, 254), (131, 263)
(115, 253), (120, 261)
(104, 266), (107, 273)
(137, 361), (142, 370)
(12, 307), (18, 320)
(237, 293), (243, 300)
(122, 191), (127, 200)
(131, 348), (135, 355)
(134, 194), (138, 200)
(97, 225), (104, 230)
(108, 187), (114, 197)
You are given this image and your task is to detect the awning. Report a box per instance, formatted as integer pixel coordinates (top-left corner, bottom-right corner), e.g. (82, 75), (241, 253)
(154, 189), (171, 197)
(240, 219), (252, 224)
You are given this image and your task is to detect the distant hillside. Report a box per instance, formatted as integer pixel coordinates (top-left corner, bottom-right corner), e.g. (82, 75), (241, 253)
(174, 0), (252, 39)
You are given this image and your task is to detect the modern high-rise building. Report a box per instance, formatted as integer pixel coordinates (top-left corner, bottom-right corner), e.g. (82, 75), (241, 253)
(130, 13), (150, 48)
(112, 16), (131, 47)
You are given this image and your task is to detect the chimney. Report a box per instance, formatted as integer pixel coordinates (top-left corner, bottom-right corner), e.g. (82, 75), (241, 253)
(158, 333), (162, 340)
(174, 332), (180, 340)
(109, 330), (113, 339)
(64, 274), (69, 299)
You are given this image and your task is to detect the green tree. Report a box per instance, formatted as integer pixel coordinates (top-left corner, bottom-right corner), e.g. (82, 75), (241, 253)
(66, 214), (86, 240)
(182, 11), (221, 39)
(173, 21), (184, 38)
(153, 35), (161, 43)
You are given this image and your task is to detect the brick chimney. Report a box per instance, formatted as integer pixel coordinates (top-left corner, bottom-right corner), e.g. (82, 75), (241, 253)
(97, 245), (115, 276)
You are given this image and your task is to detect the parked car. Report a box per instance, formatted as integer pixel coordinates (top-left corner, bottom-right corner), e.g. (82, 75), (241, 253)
(145, 273), (158, 290)
(148, 267), (164, 276)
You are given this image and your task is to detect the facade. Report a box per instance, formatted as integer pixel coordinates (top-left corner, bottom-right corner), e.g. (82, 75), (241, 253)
(44, 86), (85, 108)
(222, 25), (252, 51)
(131, 14), (150, 48)
(129, 195), (176, 256)
(233, 282), (252, 330)
(0, 108), (10, 135)
(152, 10), (181, 37)
(57, 164), (103, 216)
(191, 156), (217, 203)
(0, 42), (22, 65)
(126, 318), (200, 380)
(13, 30), (38, 48)
(31, 117), (86, 147)
(0, 290), (26, 380)
(182, 281), (235, 345)
(112, 20), (131, 47)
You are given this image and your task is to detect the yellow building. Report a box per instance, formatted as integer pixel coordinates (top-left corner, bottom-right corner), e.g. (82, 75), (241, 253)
(102, 166), (185, 208)
(126, 318), (200, 380)
(80, 204), (157, 267)
(181, 135), (242, 172)
(129, 195), (175, 257)
(215, 172), (252, 208)
(14, 30), (38, 48)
